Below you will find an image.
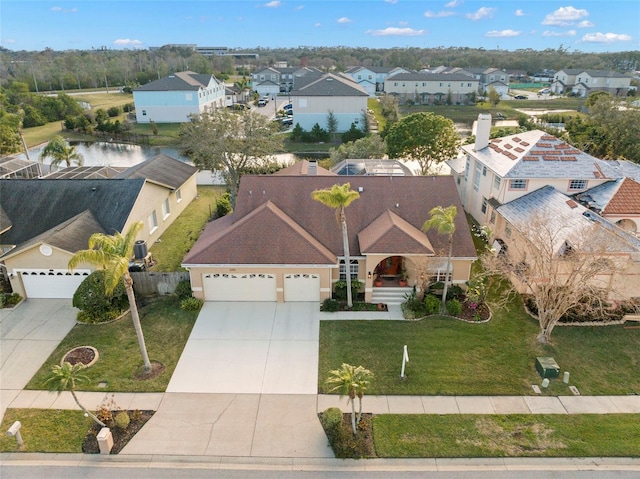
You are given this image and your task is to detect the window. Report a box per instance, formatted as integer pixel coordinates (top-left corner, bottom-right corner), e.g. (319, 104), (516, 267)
(464, 157), (470, 181)
(339, 259), (359, 280)
(148, 210), (158, 233)
(569, 179), (587, 190)
(493, 176), (501, 190)
(481, 198), (487, 214)
(509, 179), (527, 190)
(176, 188), (182, 202)
(505, 226), (511, 238)
(482, 166), (487, 176)
(162, 198), (170, 218)
(490, 211), (496, 224)
(473, 168), (481, 192)
(468, 83), (472, 87)
(142, 110), (147, 116)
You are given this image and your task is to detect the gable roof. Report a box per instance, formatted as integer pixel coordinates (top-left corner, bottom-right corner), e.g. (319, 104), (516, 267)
(134, 71), (218, 92)
(184, 175), (476, 266)
(290, 73), (368, 97)
(462, 130), (619, 179)
(273, 160), (335, 176)
(0, 178), (144, 250)
(114, 154), (197, 189)
(359, 210), (435, 254)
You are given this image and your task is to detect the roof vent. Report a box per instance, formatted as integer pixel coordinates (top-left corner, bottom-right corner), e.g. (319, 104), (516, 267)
(326, 78), (334, 81)
(358, 186), (363, 192)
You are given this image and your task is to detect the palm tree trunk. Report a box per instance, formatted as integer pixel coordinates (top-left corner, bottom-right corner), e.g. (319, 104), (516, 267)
(441, 236), (453, 313)
(71, 390), (105, 427)
(124, 274), (151, 371)
(341, 211), (353, 308)
(350, 397), (357, 435)
(357, 393), (363, 424)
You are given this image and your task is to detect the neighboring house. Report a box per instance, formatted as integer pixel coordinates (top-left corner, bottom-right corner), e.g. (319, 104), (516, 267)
(289, 73), (369, 132)
(448, 114), (628, 227)
(485, 80), (509, 99)
(252, 66), (322, 96)
(273, 159), (335, 176)
(384, 73), (479, 105)
(0, 155), (197, 298)
(182, 174), (476, 303)
(551, 69), (631, 97)
(133, 71), (225, 123)
(574, 177), (640, 236)
(493, 185), (640, 301)
(343, 66), (410, 96)
(331, 159), (413, 176)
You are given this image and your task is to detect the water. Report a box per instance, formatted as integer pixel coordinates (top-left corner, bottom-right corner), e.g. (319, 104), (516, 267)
(19, 141), (190, 169)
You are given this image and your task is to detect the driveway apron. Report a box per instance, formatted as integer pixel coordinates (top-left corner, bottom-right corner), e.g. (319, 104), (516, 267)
(167, 302), (320, 394)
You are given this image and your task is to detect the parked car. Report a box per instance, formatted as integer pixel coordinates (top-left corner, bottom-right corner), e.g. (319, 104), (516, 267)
(280, 117), (293, 126)
(258, 98), (267, 107)
(538, 88), (550, 94)
(283, 103), (293, 110)
(514, 95), (528, 100)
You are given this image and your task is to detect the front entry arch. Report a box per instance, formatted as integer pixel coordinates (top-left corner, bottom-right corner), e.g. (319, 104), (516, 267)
(374, 256), (403, 278)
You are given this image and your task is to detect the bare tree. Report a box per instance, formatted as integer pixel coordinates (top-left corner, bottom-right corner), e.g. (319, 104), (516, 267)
(483, 211), (630, 343)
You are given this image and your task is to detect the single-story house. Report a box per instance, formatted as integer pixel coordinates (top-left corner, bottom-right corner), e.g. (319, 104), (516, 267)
(0, 155), (197, 298)
(133, 71), (225, 123)
(182, 174), (477, 303)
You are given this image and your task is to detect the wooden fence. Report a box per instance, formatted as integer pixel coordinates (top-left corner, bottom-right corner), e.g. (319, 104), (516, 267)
(130, 271), (189, 297)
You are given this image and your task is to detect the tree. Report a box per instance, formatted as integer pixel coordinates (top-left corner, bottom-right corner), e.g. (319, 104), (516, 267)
(385, 112), (459, 175)
(482, 211), (628, 343)
(179, 108), (282, 207)
(312, 183), (360, 308)
(487, 86), (501, 107)
(39, 135), (84, 169)
(329, 135), (385, 164)
(45, 362), (106, 427)
(379, 94), (399, 136)
(422, 205), (457, 313)
(325, 363), (373, 435)
(326, 110), (338, 142)
(68, 221), (151, 371)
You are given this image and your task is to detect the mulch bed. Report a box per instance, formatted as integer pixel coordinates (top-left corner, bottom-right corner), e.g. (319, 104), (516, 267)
(62, 347), (96, 366)
(82, 410), (154, 454)
(133, 360), (165, 380)
(319, 412), (376, 458)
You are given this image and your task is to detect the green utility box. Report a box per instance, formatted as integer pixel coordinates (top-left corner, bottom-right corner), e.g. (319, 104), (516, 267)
(536, 357), (560, 379)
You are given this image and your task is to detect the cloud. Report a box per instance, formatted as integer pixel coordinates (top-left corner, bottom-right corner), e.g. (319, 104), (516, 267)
(113, 39), (143, 47)
(466, 7), (496, 21)
(542, 6), (588, 26)
(3, 38), (16, 44)
(425, 10), (455, 18)
(294, 5), (304, 10)
(314, 22), (322, 28)
(337, 17), (352, 24)
(515, 9), (525, 17)
(577, 20), (594, 28)
(542, 30), (576, 37)
(581, 32), (632, 43)
(263, 1), (280, 7)
(445, 0), (463, 7)
(385, 0), (398, 4)
(50, 6), (77, 13)
(368, 27), (426, 37)
(485, 29), (521, 38)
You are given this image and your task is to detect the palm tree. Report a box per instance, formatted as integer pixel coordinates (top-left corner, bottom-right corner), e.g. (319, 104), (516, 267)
(312, 183), (360, 308)
(233, 76), (251, 104)
(422, 205), (457, 313)
(44, 362), (106, 427)
(68, 221), (151, 371)
(325, 363), (373, 435)
(39, 135), (84, 169)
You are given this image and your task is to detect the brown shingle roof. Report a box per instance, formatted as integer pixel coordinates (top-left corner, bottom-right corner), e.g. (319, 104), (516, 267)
(358, 210), (435, 254)
(602, 177), (640, 215)
(273, 160), (335, 176)
(184, 175), (476, 266)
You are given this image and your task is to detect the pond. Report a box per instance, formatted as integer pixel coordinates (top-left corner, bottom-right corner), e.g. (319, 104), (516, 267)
(18, 141), (190, 169)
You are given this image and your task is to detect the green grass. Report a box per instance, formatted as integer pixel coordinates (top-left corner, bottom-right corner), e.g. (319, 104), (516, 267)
(0, 409), (91, 453)
(319, 303), (640, 395)
(373, 414), (640, 458)
(150, 185), (226, 272)
(367, 97), (385, 132)
(71, 92), (134, 111)
(25, 296), (198, 392)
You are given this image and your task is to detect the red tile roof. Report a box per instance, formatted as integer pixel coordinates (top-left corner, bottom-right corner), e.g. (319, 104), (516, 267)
(602, 178), (640, 215)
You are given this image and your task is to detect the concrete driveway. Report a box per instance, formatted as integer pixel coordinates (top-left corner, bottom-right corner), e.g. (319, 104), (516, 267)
(0, 299), (77, 421)
(167, 302), (320, 394)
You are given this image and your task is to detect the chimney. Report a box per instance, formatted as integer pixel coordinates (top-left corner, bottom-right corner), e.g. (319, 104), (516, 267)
(307, 159), (317, 176)
(474, 113), (492, 151)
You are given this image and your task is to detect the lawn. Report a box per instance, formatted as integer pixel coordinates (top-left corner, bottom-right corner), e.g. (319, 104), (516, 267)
(318, 300), (640, 396)
(26, 296), (198, 392)
(149, 185), (227, 272)
(373, 414), (640, 458)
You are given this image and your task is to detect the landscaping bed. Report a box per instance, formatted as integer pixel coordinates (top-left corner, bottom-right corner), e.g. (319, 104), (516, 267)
(82, 410), (154, 454)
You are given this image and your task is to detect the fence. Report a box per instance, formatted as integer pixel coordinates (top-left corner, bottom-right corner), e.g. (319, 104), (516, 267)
(130, 271), (189, 297)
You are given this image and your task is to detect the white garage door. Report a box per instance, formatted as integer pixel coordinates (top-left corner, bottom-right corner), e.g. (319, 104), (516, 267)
(203, 273), (277, 301)
(19, 269), (91, 299)
(284, 273), (320, 302)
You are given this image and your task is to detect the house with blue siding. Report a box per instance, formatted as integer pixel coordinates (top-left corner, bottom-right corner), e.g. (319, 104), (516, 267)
(289, 73), (369, 133)
(133, 71), (225, 123)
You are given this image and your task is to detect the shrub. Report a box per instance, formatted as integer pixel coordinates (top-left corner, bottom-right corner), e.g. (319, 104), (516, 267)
(446, 298), (463, 316)
(107, 106), (121, 117)
(215, 192), (232, 218)
(401, 290), (426, 317)
(321, 407), (343, 434)
(321, 298), (339, 312)
(174, 280), (193, 300)
(341, 122), (365, 143)
(333, 280), (363, 301)
(446, 284), (464, 300)
(72, 270), (128, 323)
(114, 411), (130, 430)
(1, 293), (22, 308)
(423, 294), (440, 315)
(181, 297), (203, 311)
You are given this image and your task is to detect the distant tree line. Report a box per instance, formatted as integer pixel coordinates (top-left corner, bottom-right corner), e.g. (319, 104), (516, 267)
(1, 45), (638, 93)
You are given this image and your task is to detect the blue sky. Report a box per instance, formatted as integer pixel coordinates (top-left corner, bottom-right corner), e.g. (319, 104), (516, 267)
(3, 0), (638, 53)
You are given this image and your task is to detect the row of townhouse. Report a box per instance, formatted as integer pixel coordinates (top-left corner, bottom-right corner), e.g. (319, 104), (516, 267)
(551, 69), (631, 97)
(383, 72), (480, 105)
(448, 114), (640, 301)
(251, 66), (324, 97)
